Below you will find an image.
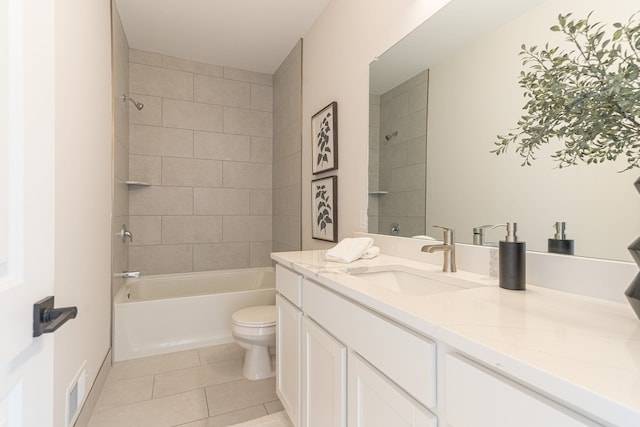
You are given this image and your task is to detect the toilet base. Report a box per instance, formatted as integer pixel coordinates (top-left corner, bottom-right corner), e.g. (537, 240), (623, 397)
(242, 344), (275, 380)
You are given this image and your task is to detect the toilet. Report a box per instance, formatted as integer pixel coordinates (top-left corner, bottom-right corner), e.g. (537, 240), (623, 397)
(231, 305), (277, 380)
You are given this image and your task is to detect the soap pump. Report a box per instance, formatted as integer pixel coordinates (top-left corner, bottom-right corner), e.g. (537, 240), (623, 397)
(499, 222), (526, 291)
(548, 222), (574, 255)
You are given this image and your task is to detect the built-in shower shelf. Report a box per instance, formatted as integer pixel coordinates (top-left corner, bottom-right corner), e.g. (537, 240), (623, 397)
(125, 180), (151, 187)
(368, 191), (388, 195)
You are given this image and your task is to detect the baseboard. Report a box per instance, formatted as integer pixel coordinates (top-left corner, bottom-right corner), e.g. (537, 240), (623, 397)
(73, 348), (112, 427)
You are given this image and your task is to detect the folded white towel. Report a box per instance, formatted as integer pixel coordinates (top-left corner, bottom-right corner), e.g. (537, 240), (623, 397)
(325, 237), (374, 263)
(360, 246), (380, 259)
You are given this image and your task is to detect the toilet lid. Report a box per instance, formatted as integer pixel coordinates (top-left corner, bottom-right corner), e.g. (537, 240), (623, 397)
(232, 305), (276, 327)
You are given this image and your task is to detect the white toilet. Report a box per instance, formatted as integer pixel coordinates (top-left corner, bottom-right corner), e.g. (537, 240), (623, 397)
(231, 305), (276, 380)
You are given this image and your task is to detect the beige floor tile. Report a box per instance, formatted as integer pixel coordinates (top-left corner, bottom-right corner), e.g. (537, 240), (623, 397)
(228, 411), (292, 427)
(178, 405), (268, 427)
(154, 358), (244, 398)
(263, 400), (284, 414)
(109, 350), (200, 381)
(198, 342), (245, 364)
(93, 375), (154, 414)
(87, 389), (208, 427)
(205, 378), (277, 417)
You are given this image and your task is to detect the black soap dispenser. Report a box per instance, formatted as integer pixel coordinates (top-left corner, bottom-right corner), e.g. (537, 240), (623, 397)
(548, 222), (574, 255)
(499, 222), (526, 291)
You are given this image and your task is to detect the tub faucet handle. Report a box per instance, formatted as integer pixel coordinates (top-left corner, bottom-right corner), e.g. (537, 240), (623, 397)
(116, 271), (140, 279)
(120, 224), (133, 243)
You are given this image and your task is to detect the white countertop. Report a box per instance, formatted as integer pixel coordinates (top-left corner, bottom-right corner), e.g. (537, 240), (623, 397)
(272, 250), (640, 426)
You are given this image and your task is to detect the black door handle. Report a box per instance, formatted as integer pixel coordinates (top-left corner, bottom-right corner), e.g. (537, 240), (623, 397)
(33, 296), (78, 337)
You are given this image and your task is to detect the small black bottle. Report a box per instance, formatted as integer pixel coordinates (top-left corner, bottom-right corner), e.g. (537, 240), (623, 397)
(548, 222), (574, 255)
(499, 222), (526, 291)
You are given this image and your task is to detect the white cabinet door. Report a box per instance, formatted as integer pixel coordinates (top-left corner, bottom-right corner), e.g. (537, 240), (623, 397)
(445, 354), (600, 427)
(348, 352), (437, 427)
(302, 317), (346, 427)
(276, 294), (302, 427)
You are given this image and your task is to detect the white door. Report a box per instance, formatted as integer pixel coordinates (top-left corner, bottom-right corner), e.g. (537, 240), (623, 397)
(1, 1), (61, 425)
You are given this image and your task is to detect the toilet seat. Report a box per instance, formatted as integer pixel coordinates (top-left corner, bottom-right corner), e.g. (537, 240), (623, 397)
(232, 305), (276, 328)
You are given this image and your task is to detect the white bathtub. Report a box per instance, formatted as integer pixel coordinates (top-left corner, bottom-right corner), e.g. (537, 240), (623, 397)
(114, 267), (275, 361)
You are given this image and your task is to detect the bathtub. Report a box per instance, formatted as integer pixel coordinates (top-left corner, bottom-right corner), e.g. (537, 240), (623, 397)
(114, 267), (275, 361)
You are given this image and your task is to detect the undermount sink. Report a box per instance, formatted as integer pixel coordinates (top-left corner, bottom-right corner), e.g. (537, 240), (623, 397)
(346, 266), (482, 296)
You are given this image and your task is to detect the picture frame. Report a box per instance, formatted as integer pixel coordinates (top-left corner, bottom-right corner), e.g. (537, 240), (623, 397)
(311, 101), (338, 174)
(311, 176), (338, 242)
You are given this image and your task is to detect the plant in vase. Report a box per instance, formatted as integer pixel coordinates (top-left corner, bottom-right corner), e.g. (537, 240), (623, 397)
(492, 11), (640, 317)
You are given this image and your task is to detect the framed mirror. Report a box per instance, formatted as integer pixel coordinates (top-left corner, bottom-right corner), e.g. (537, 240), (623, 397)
(368, 0), (640, 262)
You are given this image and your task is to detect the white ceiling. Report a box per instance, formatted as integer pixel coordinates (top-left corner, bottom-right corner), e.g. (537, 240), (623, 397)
(115, 0), (330, 74)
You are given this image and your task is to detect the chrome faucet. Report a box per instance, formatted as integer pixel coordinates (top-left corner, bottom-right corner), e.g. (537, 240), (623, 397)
(119, 224), (133, 243)
(115, 271), (140, 279)
(421, 225), (457, 272)
(472, 224), (502, 246)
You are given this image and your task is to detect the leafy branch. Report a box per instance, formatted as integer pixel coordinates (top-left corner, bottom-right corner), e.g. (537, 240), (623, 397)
(315, 184), (333, 233)
(316, 112), (332, 167)
(493, 11), (640, 171)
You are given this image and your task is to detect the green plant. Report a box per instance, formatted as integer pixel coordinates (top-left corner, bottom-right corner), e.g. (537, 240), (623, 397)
(493, 11), (640, 171)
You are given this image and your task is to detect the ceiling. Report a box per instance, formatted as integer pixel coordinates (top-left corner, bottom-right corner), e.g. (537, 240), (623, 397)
(114, 0), (330, 74)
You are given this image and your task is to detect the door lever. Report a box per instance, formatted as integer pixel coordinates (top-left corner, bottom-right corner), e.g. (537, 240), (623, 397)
(33, 296), (78, 337)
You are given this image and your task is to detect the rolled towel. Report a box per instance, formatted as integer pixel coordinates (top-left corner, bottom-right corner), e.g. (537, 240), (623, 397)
(360, 246), (380, 259)
(325, 237), (374, 263)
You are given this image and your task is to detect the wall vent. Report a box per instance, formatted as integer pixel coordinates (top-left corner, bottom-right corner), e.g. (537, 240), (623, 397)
(66, 362), (86, 427)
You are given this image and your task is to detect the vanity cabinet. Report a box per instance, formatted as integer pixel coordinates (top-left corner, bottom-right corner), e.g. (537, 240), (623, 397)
(302, 317), (347, 427)
(275, 265), (303, 427)
(445, 354), (600, 427)
(348, 352), (437, 427)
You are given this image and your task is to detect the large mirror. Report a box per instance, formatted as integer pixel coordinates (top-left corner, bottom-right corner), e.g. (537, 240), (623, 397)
(368, 0), (640, 262)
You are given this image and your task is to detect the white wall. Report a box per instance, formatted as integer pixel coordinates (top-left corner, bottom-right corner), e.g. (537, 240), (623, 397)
(301, 0), (451, 249)
(53, 0), (112, 425)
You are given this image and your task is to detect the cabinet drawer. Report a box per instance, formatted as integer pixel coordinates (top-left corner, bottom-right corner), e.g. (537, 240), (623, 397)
(304, 279), (436, 409)
(445, 353), (600, 427)
(276, 264), (302, 307)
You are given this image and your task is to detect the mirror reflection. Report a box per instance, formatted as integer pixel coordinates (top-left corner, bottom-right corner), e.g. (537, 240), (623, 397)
(368, 0), (640, 261)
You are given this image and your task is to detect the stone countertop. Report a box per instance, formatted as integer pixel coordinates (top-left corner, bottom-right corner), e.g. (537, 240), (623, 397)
(271, 250), (640, 426)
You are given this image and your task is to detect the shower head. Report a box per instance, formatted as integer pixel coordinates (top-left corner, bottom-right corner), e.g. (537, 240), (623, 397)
(385, 131), (398, 141)
(122, 94), (144, 111)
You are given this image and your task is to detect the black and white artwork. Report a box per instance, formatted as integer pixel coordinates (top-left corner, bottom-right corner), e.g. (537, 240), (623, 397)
(311, 176), (338, 242)
(311, 102), (338, 174)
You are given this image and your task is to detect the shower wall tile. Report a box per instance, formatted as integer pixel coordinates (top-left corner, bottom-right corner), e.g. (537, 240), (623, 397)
(130, 63), (194, 101)
(129, 216), (162, 246)
(250, 190), (272, 215)
(194, 75), (250, 108)
(223, 162), (272, 189)
(250, 84), (273, 112)
(223, 67), (273, 87)
(130, 125), (193, 158)
(162, 157), (222, 188)
(250, 137), (272, 164)
(129, 95), (162, 126)
(273, 120), (301, 162)
(274, 89), (301, 135)
(273, 45), (301, 108)
(163, 99), (224, 132)
(273, 184), (300, 217)
(162, 216), (222, 244)
(250, 241), (273, 268)
(273, 152), (300, 189)
(114, 138), (130, 182)
(193, 132), (250, 161)
(129, 186), (193, 215)
(162, 55), (223, 77)
(129, 155), (162, 185)
(193, 243), (250, 271)
(128, 50), (274, 275)
(223, 107), (272, 137)
(194, 188), (250, 215)
(129, 49), (163, 67)
(223, 216), (272, 242)
(129, 244), (193, 275)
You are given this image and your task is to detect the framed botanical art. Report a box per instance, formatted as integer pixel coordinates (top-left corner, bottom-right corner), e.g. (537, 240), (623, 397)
(311, 176), (338, 242)
(311, 101), (338, 174)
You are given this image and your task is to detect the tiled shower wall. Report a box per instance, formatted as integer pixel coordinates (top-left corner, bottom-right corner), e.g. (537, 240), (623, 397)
(127, 49), (273, 275)
(376, 70), (427, 238)
(111, 2), (129, 296)
(273, 40), (302, 252)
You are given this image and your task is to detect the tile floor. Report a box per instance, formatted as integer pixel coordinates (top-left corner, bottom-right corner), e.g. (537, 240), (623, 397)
(87, 343), (291, 427)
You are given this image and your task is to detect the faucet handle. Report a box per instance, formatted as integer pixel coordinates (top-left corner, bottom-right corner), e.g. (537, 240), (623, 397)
(432, 225), (455, 244)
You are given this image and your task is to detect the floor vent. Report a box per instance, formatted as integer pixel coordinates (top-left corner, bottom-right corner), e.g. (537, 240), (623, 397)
(66, 362), (86, 427)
